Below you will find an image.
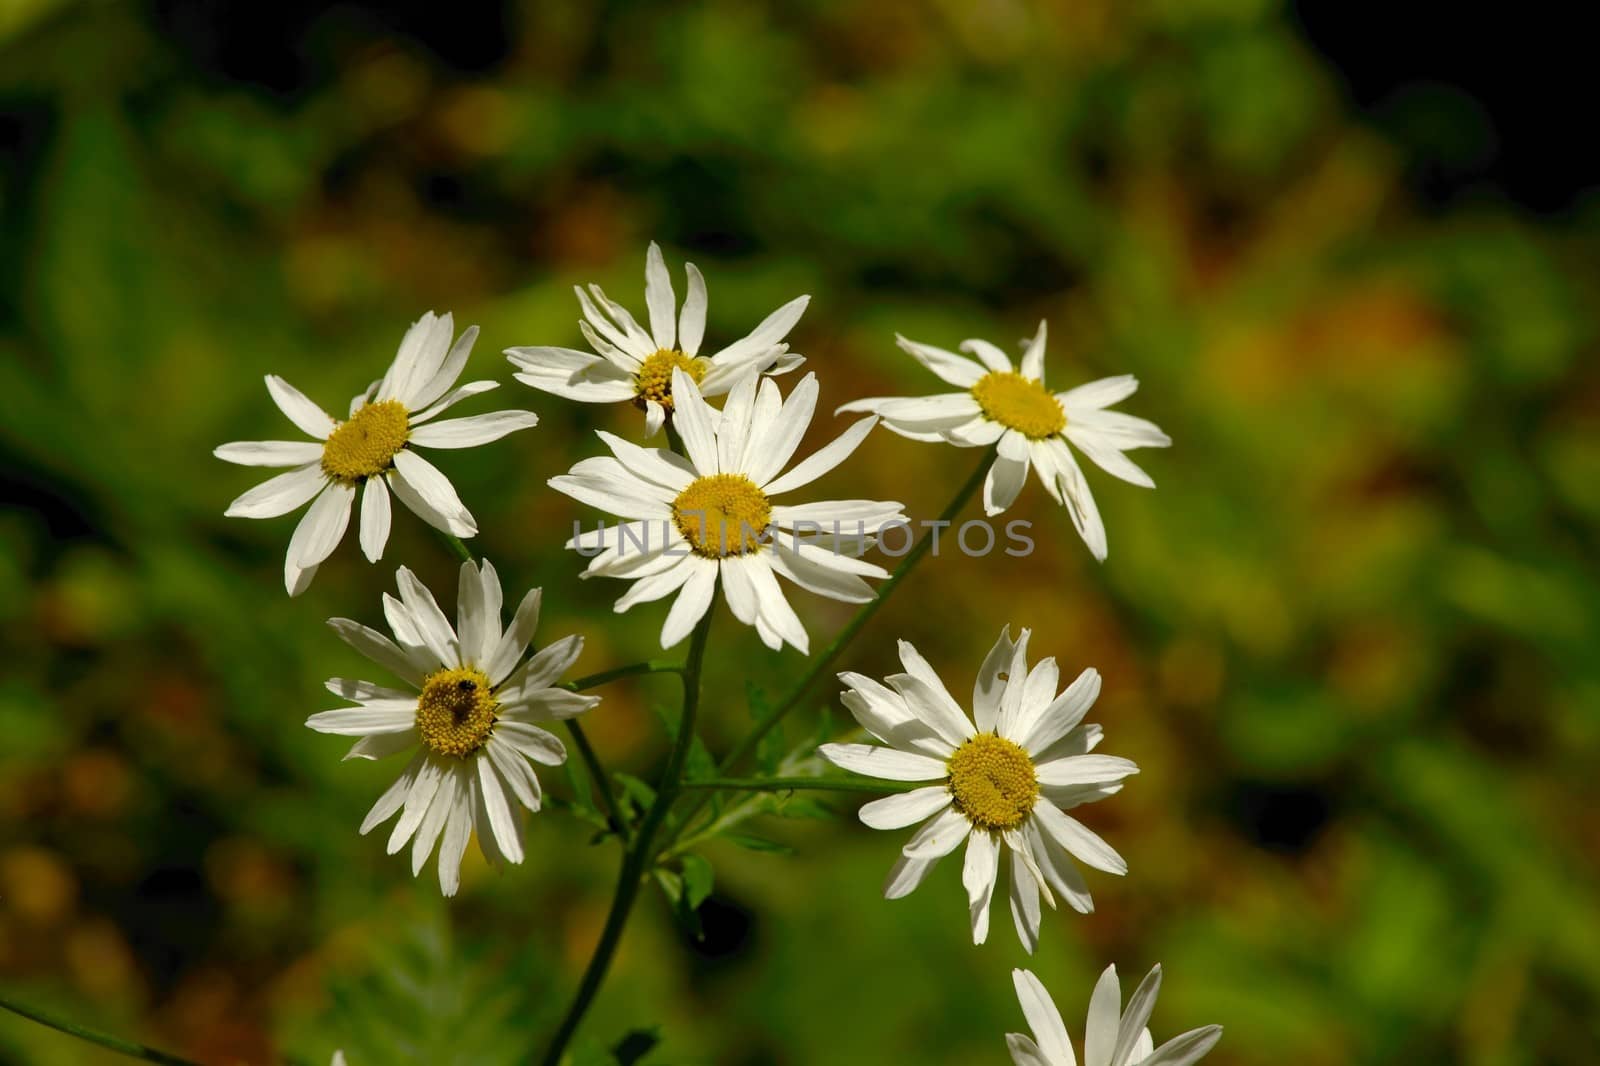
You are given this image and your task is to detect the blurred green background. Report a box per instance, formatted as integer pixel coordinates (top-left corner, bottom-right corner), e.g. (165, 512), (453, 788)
(3, 1), (1599, 1063)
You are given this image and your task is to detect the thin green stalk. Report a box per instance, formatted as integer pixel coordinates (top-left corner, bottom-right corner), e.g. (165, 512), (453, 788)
(668, 450), (991, 841)
(719, 449), (990, 771)
(0, 997), (200, 1066)
(564, 719), (628, 842)
(677, 777), (916, 795)
(562, 660), (684, 692)
(540, 608), (714, 1066)
(440, 530), (475, 564)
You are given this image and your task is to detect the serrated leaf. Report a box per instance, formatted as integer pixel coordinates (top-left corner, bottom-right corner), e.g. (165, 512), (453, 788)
(725, 833), (794, 855)
(680, 854), (714, 909)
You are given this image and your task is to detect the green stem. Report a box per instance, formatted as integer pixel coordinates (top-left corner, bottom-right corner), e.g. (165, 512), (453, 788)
(720, 449), (989, 771)
(540, 608), (714, 1066)
(562, 660), (684, 692)
(440, 531), (475, 564)
(678, 777), (917, 795)
(564, 719), (629, 843)
(669, 450), (990, 841)
(0, 997), (200, 1066)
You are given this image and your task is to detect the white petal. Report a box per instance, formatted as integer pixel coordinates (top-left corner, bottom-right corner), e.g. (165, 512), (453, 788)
(1033, 804), (1127, 876)
(1063, 425), (1156, 488)
(305, 703), (416, 735)
(974, 625), (1016, 733)
(894, 334), (986, 387)
(396, 566), (460, 668)
(963, 830), (1000, 944)
(716, 371), (758, 474)
(286, 482), (354, 570)
(887, 672), (974, 750)
(1020, 320), (1048, 382)
(1006, 1034), (1054, 1066)
(265, 375), (336, 439)
(408, 410), (539, 449)
(360, 752), (425, 834)
(360, 477), (392, 563)
(1009, 847), (1042, 954)
(1112, 967), (1163, 1066)
(1021, 668), (1101, 755)
(883, 852), (938, 900)
(1035, 754), (1138, 788)
(496, 721), (567, 765)
(1051, 443), (1108, 561)
(858, 786), (951, 830)
(660, 558), (717, 649)
(900, 805), (973, 859)
(818, 743), (947, 783)
(984, 451), (1030, 517)
(214, 440), (324, 466)
(760, 415), (878, 496)
(328, 618), (429, 688)
(643, 241), (677, 350)
(679, 261), (708, 356)
(960, 337), (1014, 373)
(766, 541), (876, 604)
(1059, 374), (1138, 412)
(710, 294), (808, 365)
(746, 373), (818, 486)
(436, 775), (473, 895)
(597, 430), (698, 492)
(456, 560), (493, 669)
(643, 398), (667, 437)
(1141, 1027), (1223, 1066)
(224, 464), (327, 519)
(1085, 965), (1123, 1066)
(495, 633), (584, 703)
(476, 756), (524, 864)
(411, 379), (500, 423)
(409, 322), (478, 411)
(668, 369), (720, 473)
(391, 449), (477, 536)
(484, 586), (540, 685)
(1014, 969), (1076, 1066)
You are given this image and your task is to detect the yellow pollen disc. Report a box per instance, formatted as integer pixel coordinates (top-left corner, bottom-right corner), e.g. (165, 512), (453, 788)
(947, 733), (1039, 832)
(634, 349), (708, 411)
(321, 400), (410, 484)
(672, 473), (772, 558)
(415, 667), (498, 758)
(971, 372), (1065, 439)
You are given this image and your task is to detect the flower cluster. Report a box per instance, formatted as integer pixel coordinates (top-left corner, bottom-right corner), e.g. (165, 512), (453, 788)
(215, 244), (1215, 1062)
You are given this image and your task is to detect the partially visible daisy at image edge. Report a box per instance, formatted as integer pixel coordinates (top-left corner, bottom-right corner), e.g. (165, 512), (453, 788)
(552, 369), (904, 653)
(1008, 965), (1222, 1066)
(839, 321), (1169, 560)
(216, 312), (538, 595)
(819, 626), (1138, 951)
(506, 241), (808, 436)
(305, 560), (598, 895)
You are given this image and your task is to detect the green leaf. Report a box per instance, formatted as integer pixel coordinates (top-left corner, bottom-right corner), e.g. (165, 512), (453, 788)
(614, 772), (657, 818)
(725, 833), (794, 855)
(680, 854), (714, 909)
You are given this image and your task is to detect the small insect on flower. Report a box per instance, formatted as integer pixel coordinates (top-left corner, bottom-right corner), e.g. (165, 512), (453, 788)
(306, 561), (598, 896)
(505, 242), (809, 436)
(551, 369), (906, 653)
(819, 627), (1138, 951)
(1007, 965), (1222, 1066)
(216, 312), (538, 595)
(839, 322), (1170, 561)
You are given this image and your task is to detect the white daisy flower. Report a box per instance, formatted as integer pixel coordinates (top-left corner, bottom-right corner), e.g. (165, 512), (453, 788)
(839, 322), (1170, 560)
(505, 241), (808, 437)
(216, 312), (538, 595)
(818, 627), (1137, 951)
(550, 369), (904, 654)
(1008, 965), (1223, 1066)
(306, 560), (598, 896)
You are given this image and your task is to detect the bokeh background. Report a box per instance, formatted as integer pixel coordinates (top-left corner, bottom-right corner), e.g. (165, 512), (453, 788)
(4, 1), (1599, 1063)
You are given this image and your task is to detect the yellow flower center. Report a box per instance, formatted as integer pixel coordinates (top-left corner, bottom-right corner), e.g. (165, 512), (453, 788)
(971, 372), (1065, 439)
(947, 733), (1039, 832)
(415, 666), (497, 758)
(634, 349), (709, 411)
(672, 473), (772, 558)
(321, 400), (410, 484)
